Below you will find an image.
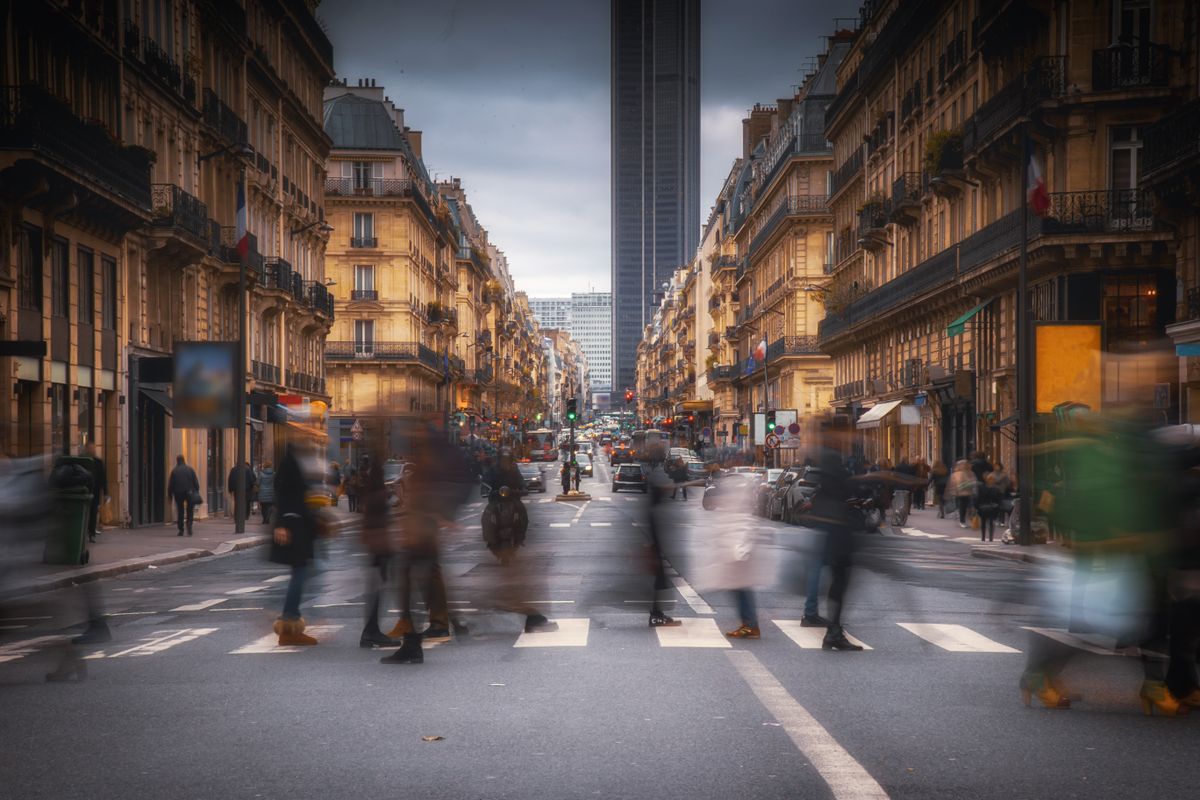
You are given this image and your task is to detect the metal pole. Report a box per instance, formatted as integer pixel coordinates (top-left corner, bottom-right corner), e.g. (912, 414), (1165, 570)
(235, 171), (247, 535)
(1016, 134), (1033, 547)
(762, 335), (770, 469)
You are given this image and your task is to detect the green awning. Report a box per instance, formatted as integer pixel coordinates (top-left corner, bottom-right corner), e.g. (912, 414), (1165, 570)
(947, 302), (988, 337)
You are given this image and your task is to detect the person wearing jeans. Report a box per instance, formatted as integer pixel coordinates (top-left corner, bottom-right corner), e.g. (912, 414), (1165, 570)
(268, 445), (318, 646)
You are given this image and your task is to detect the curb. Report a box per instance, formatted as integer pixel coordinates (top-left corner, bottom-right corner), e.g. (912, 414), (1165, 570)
(970, 545), (1070, 567)
(2, 517), (359, 599)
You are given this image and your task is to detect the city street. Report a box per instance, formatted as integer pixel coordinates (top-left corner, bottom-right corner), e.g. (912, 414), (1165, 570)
(2, 454), (1196, 800)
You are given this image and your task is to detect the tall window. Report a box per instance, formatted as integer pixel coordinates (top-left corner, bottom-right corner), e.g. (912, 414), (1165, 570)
(352, 161), (371, 192)
(51, 239), (69, 318)
(354, 264), (376, 299)
(353, 212), (374, 238)
(18, 226), (42, 311)
(78, 248), (95, 326)
(1110, 126), (1142, 190)
(354, 320), (375, 355)
(101, 257), (117, 330)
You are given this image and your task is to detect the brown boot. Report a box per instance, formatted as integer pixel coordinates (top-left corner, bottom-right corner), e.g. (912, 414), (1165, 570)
(386, 618), (413, 638)
(274, 617), (318, 646)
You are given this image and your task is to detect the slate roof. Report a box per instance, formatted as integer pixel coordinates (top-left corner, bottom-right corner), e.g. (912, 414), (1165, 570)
(323, 91), (432, 184)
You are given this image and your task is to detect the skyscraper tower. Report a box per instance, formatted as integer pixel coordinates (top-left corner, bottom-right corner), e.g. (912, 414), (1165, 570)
(611, 0), (700, 396)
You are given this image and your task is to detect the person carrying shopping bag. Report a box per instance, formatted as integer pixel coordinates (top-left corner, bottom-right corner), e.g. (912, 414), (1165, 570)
(949, 460), (977, 528)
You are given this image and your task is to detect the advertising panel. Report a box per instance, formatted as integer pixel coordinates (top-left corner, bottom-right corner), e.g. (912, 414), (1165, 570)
(174, 341), (238, 429)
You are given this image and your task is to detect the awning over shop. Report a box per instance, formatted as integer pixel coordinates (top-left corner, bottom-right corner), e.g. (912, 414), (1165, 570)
(676, 400), (714, 412)
(947, 302), (989, 337)
(856, 399), (902, 429)
(140, 387), (173, 414)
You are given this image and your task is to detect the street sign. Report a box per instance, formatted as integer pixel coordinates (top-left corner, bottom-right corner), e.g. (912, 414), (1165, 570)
(351, 418), (363, 441)
(764, 432), (781, 449)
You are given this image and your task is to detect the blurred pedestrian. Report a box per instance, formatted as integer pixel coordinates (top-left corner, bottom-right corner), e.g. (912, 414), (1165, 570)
(976, 473), (1002, 542)
(930, 459), (949, 518)
(949, 460), (976, 528)
(168, 455), (200, 536)
(327, 460), (342, 506)
(269, 444), (319, 646)
(560, 461), (571, 494)
(344, 461), (361, 512)
(227, 461), (256, 525)
(257, 461), (276, 525)
(572, 460), (582, 492)
(912, 456), (930, 510)
(643, 466), (682, 628)
(83, 444), (107, 543)
(695, 476), (770, 639)
(359, 453), (400, 649)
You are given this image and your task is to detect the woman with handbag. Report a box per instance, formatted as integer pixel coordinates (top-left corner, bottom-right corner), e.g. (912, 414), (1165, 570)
(168, 455), (201, 536)
(269, 444), (320, 646)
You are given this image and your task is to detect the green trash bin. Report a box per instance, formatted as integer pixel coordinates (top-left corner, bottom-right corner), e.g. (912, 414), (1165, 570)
(44, 457), (95, 565)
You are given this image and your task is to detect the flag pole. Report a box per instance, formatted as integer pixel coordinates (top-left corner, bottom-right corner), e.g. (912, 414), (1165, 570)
(1016, 132), (1033, 547)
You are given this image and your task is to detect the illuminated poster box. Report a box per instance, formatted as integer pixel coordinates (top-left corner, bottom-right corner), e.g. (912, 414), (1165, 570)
(1034, 323), (1102, 414)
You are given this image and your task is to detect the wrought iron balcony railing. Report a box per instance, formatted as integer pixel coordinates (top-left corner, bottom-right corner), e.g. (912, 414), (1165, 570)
(1093, 43), (1169, 91)
(829, 146), (864, 197)
(150, 184), (208, 241)
(264, 257), (293, 292)
(324, 176), (416, 196)
(963, 56), (1067, 156)
(350, 289), (378, 301)
(202, 88), (247, 146)
(350, 236), (377, 248)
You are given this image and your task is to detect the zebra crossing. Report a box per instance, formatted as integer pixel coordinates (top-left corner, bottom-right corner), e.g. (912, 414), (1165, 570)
(0, 616), (1134, 667)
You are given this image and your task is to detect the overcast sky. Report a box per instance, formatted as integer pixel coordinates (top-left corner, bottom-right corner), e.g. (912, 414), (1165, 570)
(324, 0), (859, 296)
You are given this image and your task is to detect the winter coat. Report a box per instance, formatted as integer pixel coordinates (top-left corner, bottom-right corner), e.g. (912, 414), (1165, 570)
(976, 484), (1003, 517)
(257, 468), (276, 503)
(267, 450), (316, 567)
(168, 464), (200, 501)
(950, 469), (977, 498)
(227, 464), (257, 496)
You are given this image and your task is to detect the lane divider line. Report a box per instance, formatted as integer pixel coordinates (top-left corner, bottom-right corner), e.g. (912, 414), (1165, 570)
(171, 598), (228, 612)
(727, 650), (890, 800)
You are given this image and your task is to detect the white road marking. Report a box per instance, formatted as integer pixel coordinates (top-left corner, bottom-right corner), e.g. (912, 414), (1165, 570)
(549, 523), (571, 528)
(0, 625), (28, 630)
(525, 600), (576, 604)
(210, 607), (264, 612)
(773, 620), (872, 650)
(954, 537), (979, 542)
(571, 502), (590, 523)
(727, 650), (890, 800)
(265, 575), (291, 583)
(590, 522), (612, 527)
(226, 585), (269, 595)
(623, 600), (676, 604)
(311, 602), (365, 608)
(897, 622), (1020, 653)
(513, 618), (589, 647)
(171, 598), (228, 612)
(596, 496), (612, 501)
(655, 617), (730, 648)
(89, 628), (217, 659)
(231, 625), (344, 654)
(538, 499), (554, 504)
(670, 575), (715, 614)
(901, 528), (945, 539)
(1022, 627), (1120, 656)
(0, 635), (65, 664)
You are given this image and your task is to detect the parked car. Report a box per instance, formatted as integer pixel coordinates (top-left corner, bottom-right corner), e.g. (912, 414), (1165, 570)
(755, 468), (785, 517)
(684, 460), (709, 481)
(612, 463), (647, 493)
(575, 452), (594, 477)
(382, 460), (411, 507)
(517, 462), (547, 493)
(779, 466), (821, 524)
(669, 447), (695, 462)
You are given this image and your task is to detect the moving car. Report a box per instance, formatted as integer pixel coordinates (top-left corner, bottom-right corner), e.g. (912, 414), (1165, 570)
(517, 462), (547, 493)
(382, 460), (411, 507)
(702, 471), (761, 511)
(575, 452), (594, 477)
(612, 463), (647, 493)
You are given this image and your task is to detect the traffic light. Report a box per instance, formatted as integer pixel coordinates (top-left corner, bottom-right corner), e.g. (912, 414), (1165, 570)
(624, 389), (634, 403)
(687, 414), (695, 424)
(566, 397), (577, 422)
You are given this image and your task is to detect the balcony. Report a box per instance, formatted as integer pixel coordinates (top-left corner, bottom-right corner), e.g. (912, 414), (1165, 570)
(756, 133), (833, 194)
(218, 227), (263, 275)
(749, 194), (831, 259)
(306, 281), (333, 318)
(350, 289), (378, 302)
(857, 202), (889, 249)
(889, 173), (922, 225)
(708, 365), (735, 384)
(900, 81), (923, 123)
(202, 88), (247, 147)
(252, 360), (281, 385)
(1142, 99), (1200, 181)
(712, 255), (739, 275)
(263, 257), (293, 292)
(963, 57), (1066, 158)
(766, 336), (823, 360)
(324, 176), (417, 197)
(350, 236), (378, 248)
(150, 183), (209, 244)
(1092, 43), (1169, 92)
(326, 341), (443, 371)
(829, 146), (864, 198)
(0, 85), (153, 214)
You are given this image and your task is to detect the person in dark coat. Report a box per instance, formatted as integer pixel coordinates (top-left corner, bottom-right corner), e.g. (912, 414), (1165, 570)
(227, 462), (257, 525)
(560, 461), (571, 494)
(83, 444), (108, 543)
(976, 473), (1003, 542)
(257, 461), (276, 525)
(269, 445), (319, 646)
(168, 455), (200, 536)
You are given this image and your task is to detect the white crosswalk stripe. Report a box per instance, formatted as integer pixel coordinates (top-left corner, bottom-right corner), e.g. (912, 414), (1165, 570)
(87, 628), (218, 659)
(230, 625), (344, 654)
(773, 620), (872, 650)
(655, 617), (730, 648)
(514, 618), (589, 647)
(897, 622), (1020, 653)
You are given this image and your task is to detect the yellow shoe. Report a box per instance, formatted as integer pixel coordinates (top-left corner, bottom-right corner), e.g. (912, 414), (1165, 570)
(726, 625), (760, 639)
(275, 617), (318, 646)
(1139, 681), (1186, 718)
(387, 619), (413, 638)
(1019, 672), (1070, 709)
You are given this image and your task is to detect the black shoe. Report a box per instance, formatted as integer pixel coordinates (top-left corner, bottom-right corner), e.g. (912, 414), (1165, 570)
(649, 613), (682, 628)
(359, 629), (398, 648)
(801, 615), (831, 627)
(177, 530), (184, 537)
(421, 627), (452, 642)
(187, 529), (193, 536)
(821, 627), (864, 651)
(71, 622), (112, 645)
(524, 615), (559, 633)
(380, 636), (423, 664)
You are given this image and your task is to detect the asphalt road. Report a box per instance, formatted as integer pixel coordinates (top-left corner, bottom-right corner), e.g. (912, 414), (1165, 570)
(1, 454), (1197, 799)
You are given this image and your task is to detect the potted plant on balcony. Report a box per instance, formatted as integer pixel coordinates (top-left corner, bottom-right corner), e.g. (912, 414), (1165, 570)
(426, 300), (445, 323)
(925, 129), (965, 195)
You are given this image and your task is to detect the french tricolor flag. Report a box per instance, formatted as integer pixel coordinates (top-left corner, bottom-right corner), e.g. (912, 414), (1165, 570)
(235, 177), (250, 259)
(753, 337), (767, 363)
(1026, 140), (1050, 217)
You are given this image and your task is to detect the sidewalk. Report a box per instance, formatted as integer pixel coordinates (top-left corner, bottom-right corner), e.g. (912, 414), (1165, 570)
(893, 504), (1074, 568)
(2, 507), (359, 599)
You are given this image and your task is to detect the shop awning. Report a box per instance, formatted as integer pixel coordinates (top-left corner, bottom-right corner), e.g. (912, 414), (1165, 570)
(856, 399), (902, 429)
(947, 302), (989, 337)
(140, 387), (173, 415)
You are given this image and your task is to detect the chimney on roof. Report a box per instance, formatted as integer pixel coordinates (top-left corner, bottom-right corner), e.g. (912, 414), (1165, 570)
(408, 130), (422, 159)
